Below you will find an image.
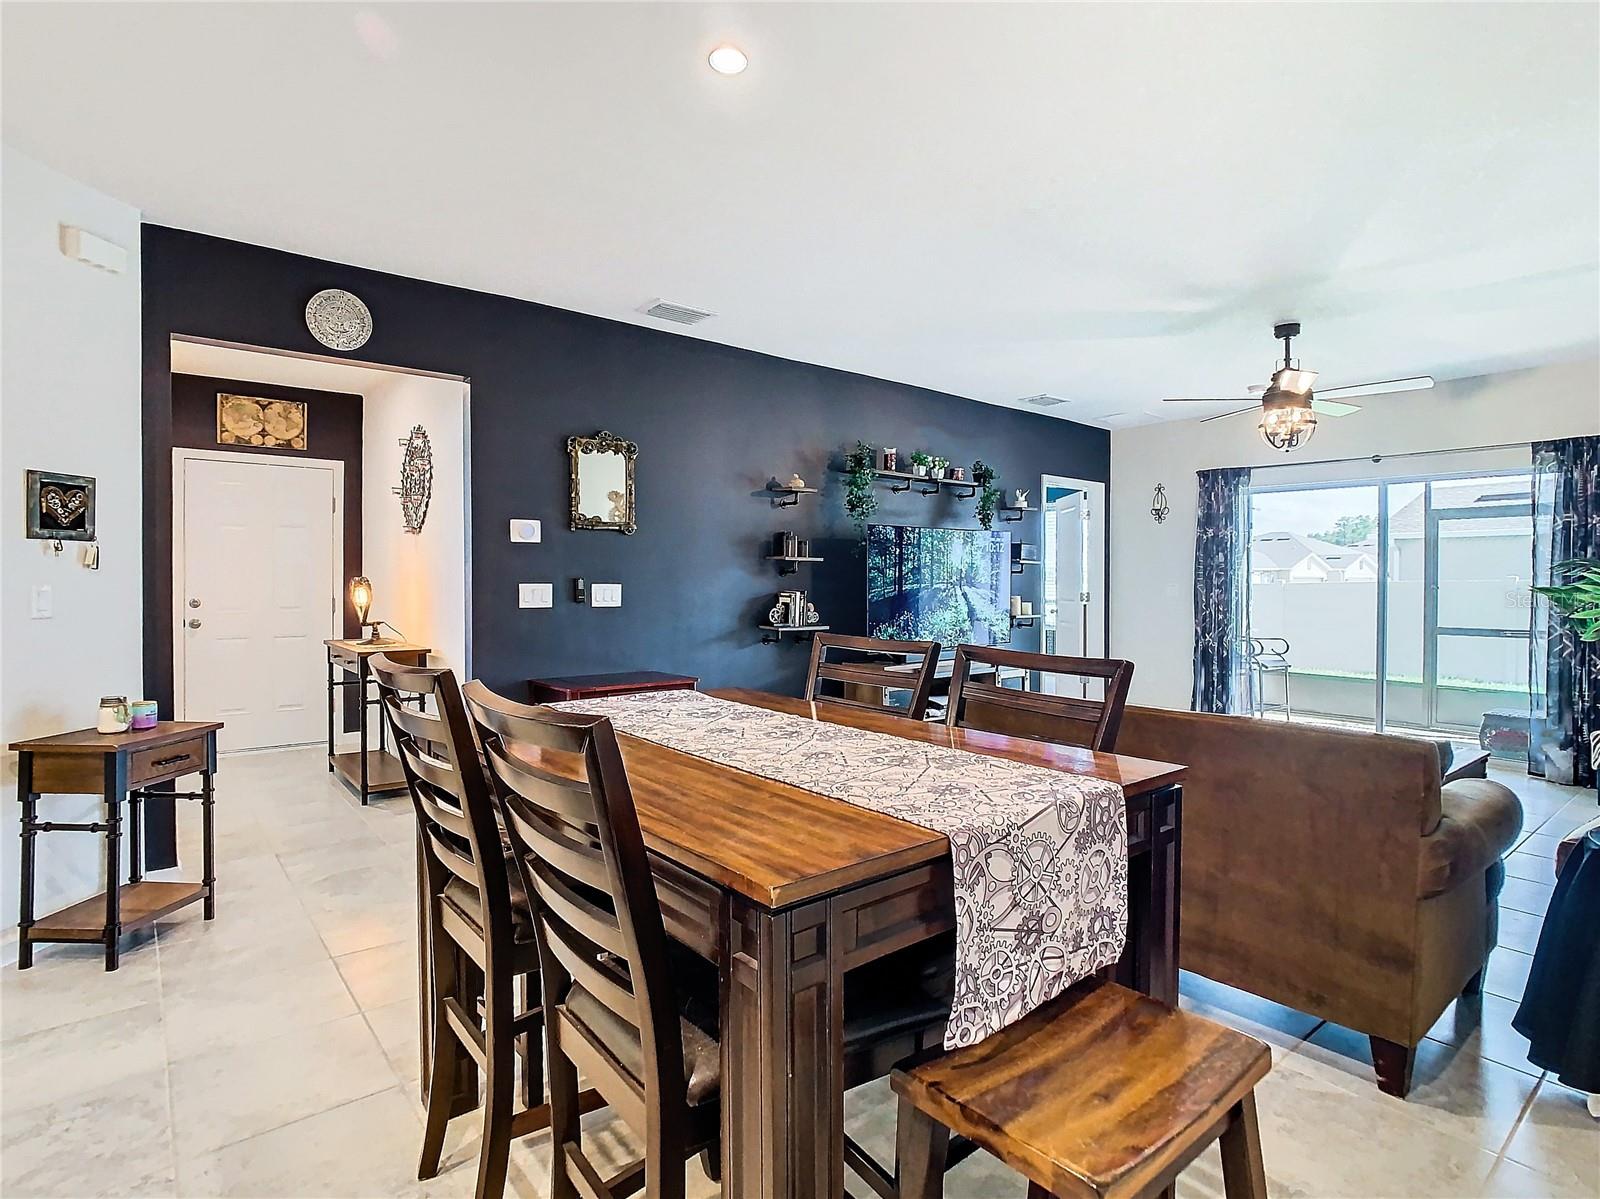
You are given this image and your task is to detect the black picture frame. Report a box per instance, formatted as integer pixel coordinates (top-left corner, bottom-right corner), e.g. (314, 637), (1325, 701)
(25, 469), (96, 541)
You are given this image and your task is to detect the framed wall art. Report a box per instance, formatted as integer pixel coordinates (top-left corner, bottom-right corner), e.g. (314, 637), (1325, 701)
(217, 393), (308, 450)
(25, 470), (96, 541)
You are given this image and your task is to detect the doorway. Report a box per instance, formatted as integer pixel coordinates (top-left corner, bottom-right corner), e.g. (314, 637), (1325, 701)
(174, 449), (342, 752)
(1039, 474), (1106, 696)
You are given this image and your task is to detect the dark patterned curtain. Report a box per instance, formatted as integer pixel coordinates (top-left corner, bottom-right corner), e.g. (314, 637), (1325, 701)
(1529, 436), (1599, 788)
(1193, 467), (1252, 714)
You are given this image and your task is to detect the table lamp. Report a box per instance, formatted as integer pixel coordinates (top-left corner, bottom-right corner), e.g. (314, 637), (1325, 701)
(349, 576), (381, 642)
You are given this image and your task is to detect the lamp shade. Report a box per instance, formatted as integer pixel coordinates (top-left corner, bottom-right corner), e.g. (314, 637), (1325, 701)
(349, 576), (373, 625)
(1258, 389), (1318, 452)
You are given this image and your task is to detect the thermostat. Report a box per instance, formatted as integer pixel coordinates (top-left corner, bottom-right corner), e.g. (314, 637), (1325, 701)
(509, 518), (541, 543)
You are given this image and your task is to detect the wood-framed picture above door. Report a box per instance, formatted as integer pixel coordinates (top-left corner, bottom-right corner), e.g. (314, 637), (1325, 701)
(173, 448), (342, 753)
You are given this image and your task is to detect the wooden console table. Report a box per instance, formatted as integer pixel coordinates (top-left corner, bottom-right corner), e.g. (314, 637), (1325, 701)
(527, 670), (699, 703)
(325, 639), (430, 804)
(12, 721), (222, 971)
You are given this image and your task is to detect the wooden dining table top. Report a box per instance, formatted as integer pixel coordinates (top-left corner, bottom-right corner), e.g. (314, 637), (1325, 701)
(531, 687), (1186, 911)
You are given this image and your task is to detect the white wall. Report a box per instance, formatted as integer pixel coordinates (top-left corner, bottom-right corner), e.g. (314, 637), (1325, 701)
(1, 147), (144, 960)
(1109, 359), (1600, 709)
(361, 373), (468, 672)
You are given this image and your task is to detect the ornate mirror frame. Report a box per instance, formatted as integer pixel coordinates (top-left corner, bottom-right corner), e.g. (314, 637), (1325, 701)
(567, 430), (638, 534)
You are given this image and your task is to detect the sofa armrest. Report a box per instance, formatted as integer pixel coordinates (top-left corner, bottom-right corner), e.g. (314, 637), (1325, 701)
(1417, 779), (1524, 898)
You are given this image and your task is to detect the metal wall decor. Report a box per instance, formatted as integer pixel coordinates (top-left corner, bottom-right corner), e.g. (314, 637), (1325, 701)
(1151, 482), (1171, 524)
(393, 424), (433, 533)
(305, 288), (373, 351)
(217, 393), (308, 449)
(568, 430), (638, 534)
(25, 470), (96, 541)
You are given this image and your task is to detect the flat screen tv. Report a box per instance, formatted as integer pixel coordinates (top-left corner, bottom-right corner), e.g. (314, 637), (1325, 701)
(867, 524), (1012, 646)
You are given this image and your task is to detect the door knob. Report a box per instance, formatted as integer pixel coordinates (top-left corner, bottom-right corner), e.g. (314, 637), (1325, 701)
(187, 618), (202, 629)
(188, 598), (202, 608)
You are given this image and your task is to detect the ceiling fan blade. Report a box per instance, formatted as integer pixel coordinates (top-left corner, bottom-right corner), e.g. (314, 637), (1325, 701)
(1162, 397), (1255, 403)
(1199, 406), (1261, 424)
(1310, 399), (1362, 417)
(1316, 375), (1434, 400)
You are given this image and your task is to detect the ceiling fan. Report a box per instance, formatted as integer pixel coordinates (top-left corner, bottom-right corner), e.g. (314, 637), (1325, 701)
(1163, 322), (1434, 451)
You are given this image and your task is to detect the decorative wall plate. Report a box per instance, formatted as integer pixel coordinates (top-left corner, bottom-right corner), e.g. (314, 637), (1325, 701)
(217, 393), (308, 449)
(393, 424), (433, 533)
(305, 288), (373, 351)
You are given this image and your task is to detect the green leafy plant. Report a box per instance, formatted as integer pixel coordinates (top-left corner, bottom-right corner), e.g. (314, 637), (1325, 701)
(929, 455), (950, 478)
(844, 441), (878, 538)
(1533, 558), (1600, 642)
(908, 450), (933, 473)
(972, 460), (1000, 530)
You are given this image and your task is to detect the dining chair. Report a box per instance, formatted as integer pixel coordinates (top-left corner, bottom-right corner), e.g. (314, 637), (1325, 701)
(370, 656), (547, 1199)
(892, 979), (1271, 1199)
(947, 646), (1134, 752)
(804, 633), (943, 720)
(463, 683), (721, 1199)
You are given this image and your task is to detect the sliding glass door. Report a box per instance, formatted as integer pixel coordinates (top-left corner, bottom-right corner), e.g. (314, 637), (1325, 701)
(1247, 470), (1533, 746)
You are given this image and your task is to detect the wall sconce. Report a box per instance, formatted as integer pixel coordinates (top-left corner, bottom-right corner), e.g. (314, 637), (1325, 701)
(1151, 484), (1170, 524)
(349, 576), (379, 642)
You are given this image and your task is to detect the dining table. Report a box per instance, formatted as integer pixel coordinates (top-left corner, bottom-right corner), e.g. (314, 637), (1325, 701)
(417, 685), (1185, 1196)
(567, 687), (1188, 1199)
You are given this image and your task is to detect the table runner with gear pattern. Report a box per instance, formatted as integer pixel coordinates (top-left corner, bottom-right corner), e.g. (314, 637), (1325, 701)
(555, 689), (1128, 1048)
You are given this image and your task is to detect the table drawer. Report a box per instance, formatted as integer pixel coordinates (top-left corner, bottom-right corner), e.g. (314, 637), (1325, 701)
(130, 737), (209, 786)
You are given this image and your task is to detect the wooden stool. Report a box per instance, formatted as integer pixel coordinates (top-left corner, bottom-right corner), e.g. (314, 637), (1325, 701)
(891, 981), (1271, 1199)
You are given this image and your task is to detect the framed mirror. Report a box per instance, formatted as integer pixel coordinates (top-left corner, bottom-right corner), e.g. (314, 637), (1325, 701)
(568, 430), (638, 534)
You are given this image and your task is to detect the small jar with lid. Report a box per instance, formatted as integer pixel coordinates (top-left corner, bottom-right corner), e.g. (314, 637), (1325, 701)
(97, 696), (131, 735)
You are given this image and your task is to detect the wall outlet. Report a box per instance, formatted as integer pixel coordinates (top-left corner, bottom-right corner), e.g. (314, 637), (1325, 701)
(29, 584), (52, 619)
(509, 518), (541, 543)
(519, 582), (553, 609)
(592, 583), (622, 608)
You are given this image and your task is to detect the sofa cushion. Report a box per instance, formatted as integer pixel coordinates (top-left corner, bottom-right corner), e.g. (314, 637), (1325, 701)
(1417, 779), (1524, 898)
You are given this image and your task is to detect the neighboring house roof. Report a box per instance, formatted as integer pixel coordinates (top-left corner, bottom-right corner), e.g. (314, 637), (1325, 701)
(1389, 477), (1533, 539)
(1252, 531), (1377, 577)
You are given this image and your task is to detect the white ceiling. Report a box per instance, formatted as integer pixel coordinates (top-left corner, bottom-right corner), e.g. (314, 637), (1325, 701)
(7, 3), (1598, 428)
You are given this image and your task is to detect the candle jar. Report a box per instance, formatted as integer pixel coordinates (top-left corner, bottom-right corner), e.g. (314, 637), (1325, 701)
(97, 696), (131, 734)
(130, 700), (158, 730)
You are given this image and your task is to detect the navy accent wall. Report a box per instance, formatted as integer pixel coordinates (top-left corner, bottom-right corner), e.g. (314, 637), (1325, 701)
(142, 226), (1108, 862)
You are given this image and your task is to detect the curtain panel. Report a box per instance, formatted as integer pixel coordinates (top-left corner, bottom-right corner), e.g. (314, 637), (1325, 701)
(1192, 466), (1252, 714)
(1529, 435), (1599, 788)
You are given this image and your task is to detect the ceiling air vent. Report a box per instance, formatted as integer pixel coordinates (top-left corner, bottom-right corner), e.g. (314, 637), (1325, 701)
(639, 299), (715, 325)
(1017, 393), (1070, 408)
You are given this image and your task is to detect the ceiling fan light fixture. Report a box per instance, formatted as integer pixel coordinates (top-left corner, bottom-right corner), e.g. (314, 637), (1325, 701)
(1258, 390), (1317, 452)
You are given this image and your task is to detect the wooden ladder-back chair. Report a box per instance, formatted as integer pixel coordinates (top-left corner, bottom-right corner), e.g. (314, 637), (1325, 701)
(463, 683), (720, 1199)
(370, 656), (550, 1199)
(947, 647), (1134, 752)
(804, 633), (943, 720)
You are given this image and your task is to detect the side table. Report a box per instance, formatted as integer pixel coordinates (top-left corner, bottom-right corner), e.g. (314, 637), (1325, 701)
(12, 720), (223, 971)
(326, 639), (431, 804)
(527, 670), (699, 703)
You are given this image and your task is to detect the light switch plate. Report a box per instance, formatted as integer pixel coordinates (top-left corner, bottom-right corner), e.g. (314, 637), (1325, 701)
(29, 584), (52, 619)
(509, 518), (541, 543)
(592, 583), (622, 608)
(519, 582), (553, 609)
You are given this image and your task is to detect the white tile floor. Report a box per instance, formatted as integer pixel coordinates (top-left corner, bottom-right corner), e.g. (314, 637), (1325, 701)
(1, 748), (1594, 1198)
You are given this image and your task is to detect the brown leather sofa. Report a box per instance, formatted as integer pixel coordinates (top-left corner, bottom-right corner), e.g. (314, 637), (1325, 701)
(1117, 706), (1523, 1097)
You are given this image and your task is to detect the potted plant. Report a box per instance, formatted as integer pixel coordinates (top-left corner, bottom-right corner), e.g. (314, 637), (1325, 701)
(844, 441), (878, 537)
(908, 451), (932, 478)
(929, 455), (950, 479)
(973, 460), (1000, 530)
(1534, 558), (1600, 642)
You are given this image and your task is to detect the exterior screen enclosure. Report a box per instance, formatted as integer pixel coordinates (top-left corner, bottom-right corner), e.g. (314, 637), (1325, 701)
(867, 525), (1012, 646)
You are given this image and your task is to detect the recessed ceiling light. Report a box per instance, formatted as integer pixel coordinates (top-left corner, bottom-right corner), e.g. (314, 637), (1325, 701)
(708, 44), (748, 75)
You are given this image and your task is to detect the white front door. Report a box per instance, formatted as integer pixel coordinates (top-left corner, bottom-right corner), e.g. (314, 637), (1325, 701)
(179, 455), (338, 751)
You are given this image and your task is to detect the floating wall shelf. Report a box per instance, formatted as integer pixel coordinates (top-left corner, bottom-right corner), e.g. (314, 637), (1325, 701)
(1009, 615), (1037, 628)
(765, 482), (819, 508)
(998, 505), (1031, 523)
(766, 555), (823, 576)
(760, 624), (830, 645)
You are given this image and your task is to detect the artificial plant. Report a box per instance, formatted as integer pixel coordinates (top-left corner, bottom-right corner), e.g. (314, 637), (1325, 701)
(844, 441), (878, 538)
(1533, 558), (1600, 641)
(972, 460), (1000, 530)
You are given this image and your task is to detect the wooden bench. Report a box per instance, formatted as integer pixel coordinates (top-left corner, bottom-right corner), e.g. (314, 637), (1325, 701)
(891, 981), (1271, 1199)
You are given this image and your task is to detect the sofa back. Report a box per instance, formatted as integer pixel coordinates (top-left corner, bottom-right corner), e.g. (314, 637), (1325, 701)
(1117, 706), (1443, 1035)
